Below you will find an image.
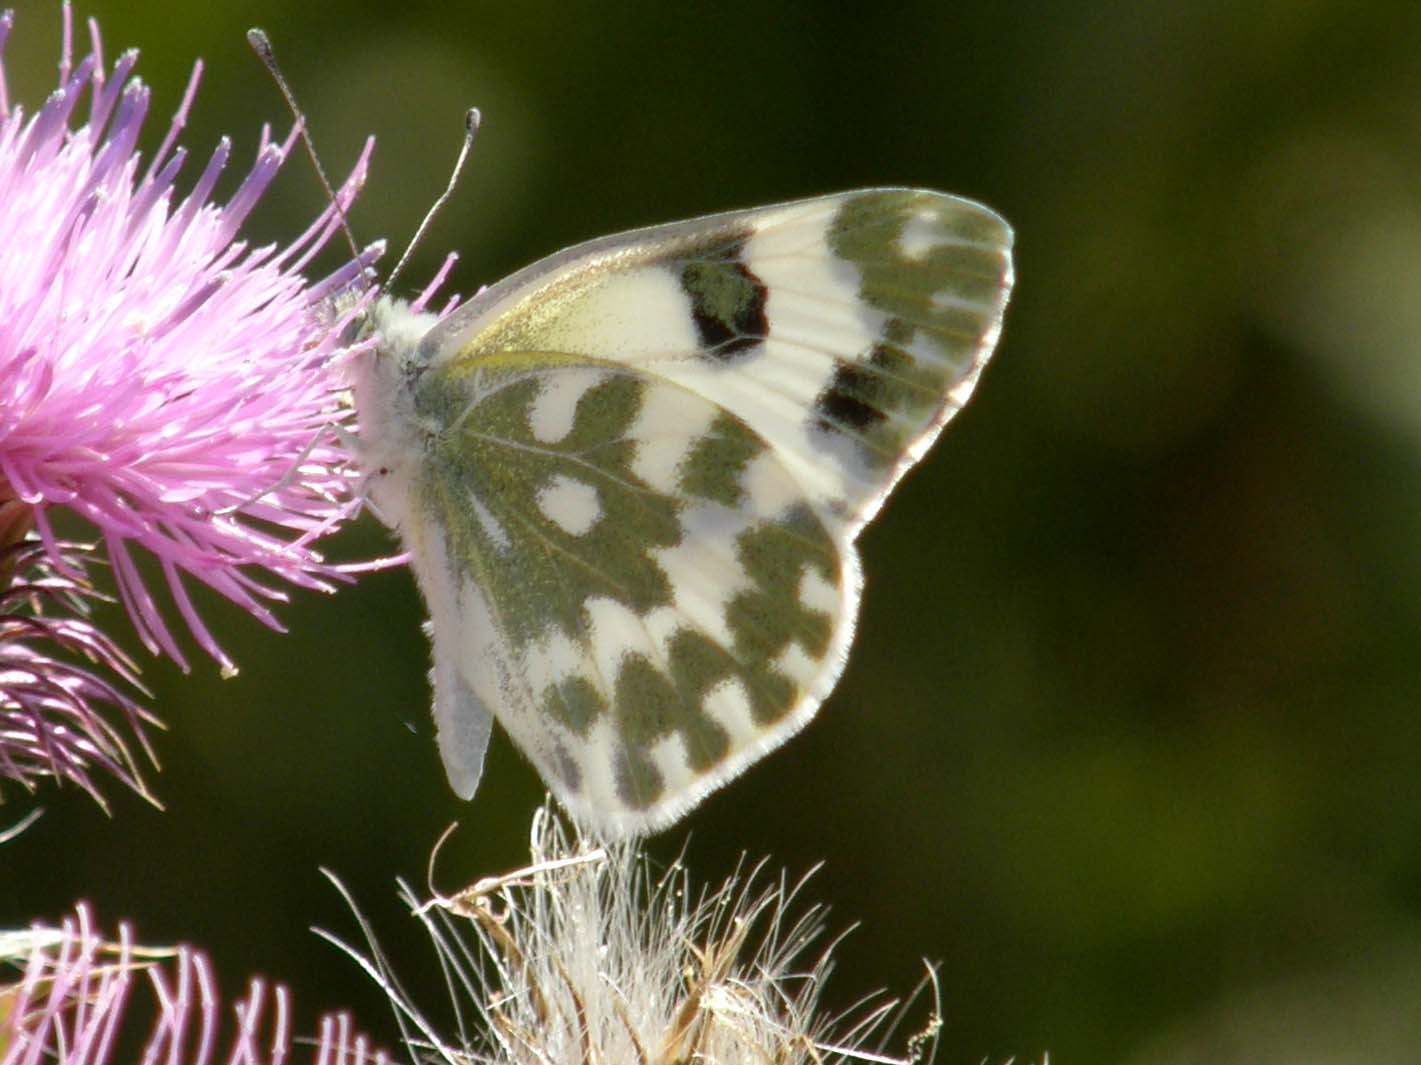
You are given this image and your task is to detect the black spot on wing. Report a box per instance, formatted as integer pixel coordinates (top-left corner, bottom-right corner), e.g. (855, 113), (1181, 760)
(678, 236), (769, 362)
(814, 343), (897, 433)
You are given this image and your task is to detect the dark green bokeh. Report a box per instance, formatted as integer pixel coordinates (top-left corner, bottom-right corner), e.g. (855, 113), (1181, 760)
(6, 2), (1421, 1062)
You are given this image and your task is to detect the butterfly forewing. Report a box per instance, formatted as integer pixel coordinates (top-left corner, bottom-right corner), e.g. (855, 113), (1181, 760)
(363, 188), (1013, 836)
(423, 189), (1012, 532)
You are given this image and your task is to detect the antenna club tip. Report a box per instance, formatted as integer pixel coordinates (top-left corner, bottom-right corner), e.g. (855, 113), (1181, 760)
(465, 107), (482, 132)
(247, 27), (274, 58)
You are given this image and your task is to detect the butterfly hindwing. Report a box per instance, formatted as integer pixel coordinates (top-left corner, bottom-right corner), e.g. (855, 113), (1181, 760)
(409, 354), (856, 831)
(357, 188), (1013, 835)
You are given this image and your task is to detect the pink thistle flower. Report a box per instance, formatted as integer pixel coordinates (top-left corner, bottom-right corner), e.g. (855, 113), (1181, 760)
(0, 903), (394, 1065)
(0, 6), (374, 674)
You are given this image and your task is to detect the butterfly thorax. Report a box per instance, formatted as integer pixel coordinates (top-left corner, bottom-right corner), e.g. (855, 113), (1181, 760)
(351, 296), (441, 535)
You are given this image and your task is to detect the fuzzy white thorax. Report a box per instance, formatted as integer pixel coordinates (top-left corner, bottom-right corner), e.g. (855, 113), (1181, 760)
(349, 297), (440, 530)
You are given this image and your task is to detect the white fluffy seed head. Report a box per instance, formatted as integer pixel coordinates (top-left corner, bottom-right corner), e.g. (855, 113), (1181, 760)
(343, 805), (945, 1065)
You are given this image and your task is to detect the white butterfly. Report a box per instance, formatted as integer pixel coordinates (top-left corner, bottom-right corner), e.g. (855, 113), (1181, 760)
(352, 189), (1013, 837)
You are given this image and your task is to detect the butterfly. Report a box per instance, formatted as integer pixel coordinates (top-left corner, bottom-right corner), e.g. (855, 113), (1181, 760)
(351, 188), (1013, 837)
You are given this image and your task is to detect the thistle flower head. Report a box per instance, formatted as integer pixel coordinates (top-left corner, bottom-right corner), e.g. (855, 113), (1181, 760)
(0, 903), (391, 1065)
(332, 808), (941, 1065)
(0, 6), (373, 673)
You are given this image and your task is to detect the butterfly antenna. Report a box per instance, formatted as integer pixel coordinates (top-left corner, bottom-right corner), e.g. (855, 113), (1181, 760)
(246, 28), (362, 264)
(386, 106), (481, 292)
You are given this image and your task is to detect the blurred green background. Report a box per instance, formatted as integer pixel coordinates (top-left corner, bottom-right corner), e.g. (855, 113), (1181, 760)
(7, 1), (1421, 1062)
